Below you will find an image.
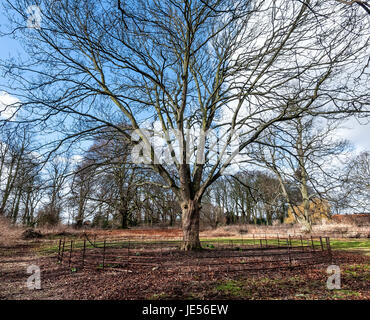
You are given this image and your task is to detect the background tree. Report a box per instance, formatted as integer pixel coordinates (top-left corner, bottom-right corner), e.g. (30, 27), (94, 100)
(0, 126), (43, 224)
(37, 157), (70, 226)
(340, 151), (370, 212)
(248, 117), (351, 231)
(80, 129), (144, 229)
(335, 1), (370, 15)
(70, 158), (96, 228)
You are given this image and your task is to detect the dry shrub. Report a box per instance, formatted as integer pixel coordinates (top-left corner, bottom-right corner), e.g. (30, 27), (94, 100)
(331, 214), (370, 227)
(0, 216), (23, 245)
(201, 220), (369, 238)
(21, 228), (43, 240)
(311, 221), (369, 238)
(201, 226), (239, 238)
(37, 225), (85, 239)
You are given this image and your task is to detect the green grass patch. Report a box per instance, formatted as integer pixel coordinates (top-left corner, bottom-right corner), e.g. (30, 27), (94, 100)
(150, 292), (171, 300)
(331, 290), (361, 299)
(329, 239), (370, 253)
(216, 280), (244, 297)
(343, 264), (370, 281)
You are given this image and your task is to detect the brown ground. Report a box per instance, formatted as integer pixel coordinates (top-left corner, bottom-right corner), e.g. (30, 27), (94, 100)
(87, 228), (184, 239)
(1, 235), (369, 300)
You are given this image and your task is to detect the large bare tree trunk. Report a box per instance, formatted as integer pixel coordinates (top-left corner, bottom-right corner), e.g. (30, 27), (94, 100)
(120, 207), (129, 229)
(301, 197), (312, 233)
(181, 199), (201, 251)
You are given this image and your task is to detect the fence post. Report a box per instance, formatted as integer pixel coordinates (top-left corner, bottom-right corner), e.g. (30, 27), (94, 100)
(300, 235), (304, 252)
(288, 245), (292, 270)
(61, 238), (65, 262)
(68, 240), (73, 267)
(265, 234), (267, 247)
(57, 238), (62, 262)
(277, 234), (280, 248)
(311, 236), (315, 251)
(288, 235), (292, 248)
(259, 238), (262, 248)
(319, 236), (324, 251)
(127, 238), (130, 270)
(102, 239), (106, 269)
(253, 234), (255, 246)
(82, 239), (86, 269)
(326, 237), (332, 263)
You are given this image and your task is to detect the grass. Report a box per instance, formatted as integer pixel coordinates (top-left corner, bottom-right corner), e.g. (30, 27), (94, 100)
(343, 264), (370, 281)
(36, 235), (370, 258)
(150, 292), (172, 300)
(329, 240), (370, 254)
(331, 290), (361, 299)
(216, 280), (245, 297)
(201, 238), (370, 256)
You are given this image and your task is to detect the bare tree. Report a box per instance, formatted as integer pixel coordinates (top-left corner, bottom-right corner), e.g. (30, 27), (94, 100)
(41, 157), (70, 224)
(249, 117), (351, 231)
(1, 0), (369, 249)
(20, 162), (43, 227)
(341, 151), (370, 212)
(0, 127), (32, 218)
(69, 158), (96, 228)
(82, 130), (144, 229)
(335, 1), (370, 15)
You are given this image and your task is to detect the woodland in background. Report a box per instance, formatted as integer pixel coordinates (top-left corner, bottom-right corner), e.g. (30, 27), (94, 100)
(0, 123), (368, 231)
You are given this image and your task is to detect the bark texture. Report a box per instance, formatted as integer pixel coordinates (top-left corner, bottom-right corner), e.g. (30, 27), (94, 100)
(181, 199), (202, 251)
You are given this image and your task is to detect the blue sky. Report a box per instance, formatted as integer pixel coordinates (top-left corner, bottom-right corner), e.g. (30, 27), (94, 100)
(0, 5), (25, 86)
(0, 3), (22, 53)
(1, 4), (369, 154)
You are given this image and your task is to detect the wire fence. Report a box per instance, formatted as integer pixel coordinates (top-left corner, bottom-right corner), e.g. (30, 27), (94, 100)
(244, 230), (369, 239)
(55, 234), (333, 276)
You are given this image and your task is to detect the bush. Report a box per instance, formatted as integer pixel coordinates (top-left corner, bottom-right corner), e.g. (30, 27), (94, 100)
(22, 228), (43, 240)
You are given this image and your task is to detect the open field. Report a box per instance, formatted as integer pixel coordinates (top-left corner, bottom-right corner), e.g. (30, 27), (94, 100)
(1, 225), (369, 300)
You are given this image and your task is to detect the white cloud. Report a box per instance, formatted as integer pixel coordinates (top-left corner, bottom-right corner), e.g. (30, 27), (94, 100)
(0, 91), (20, 120)
(335, 117), (370, 153)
